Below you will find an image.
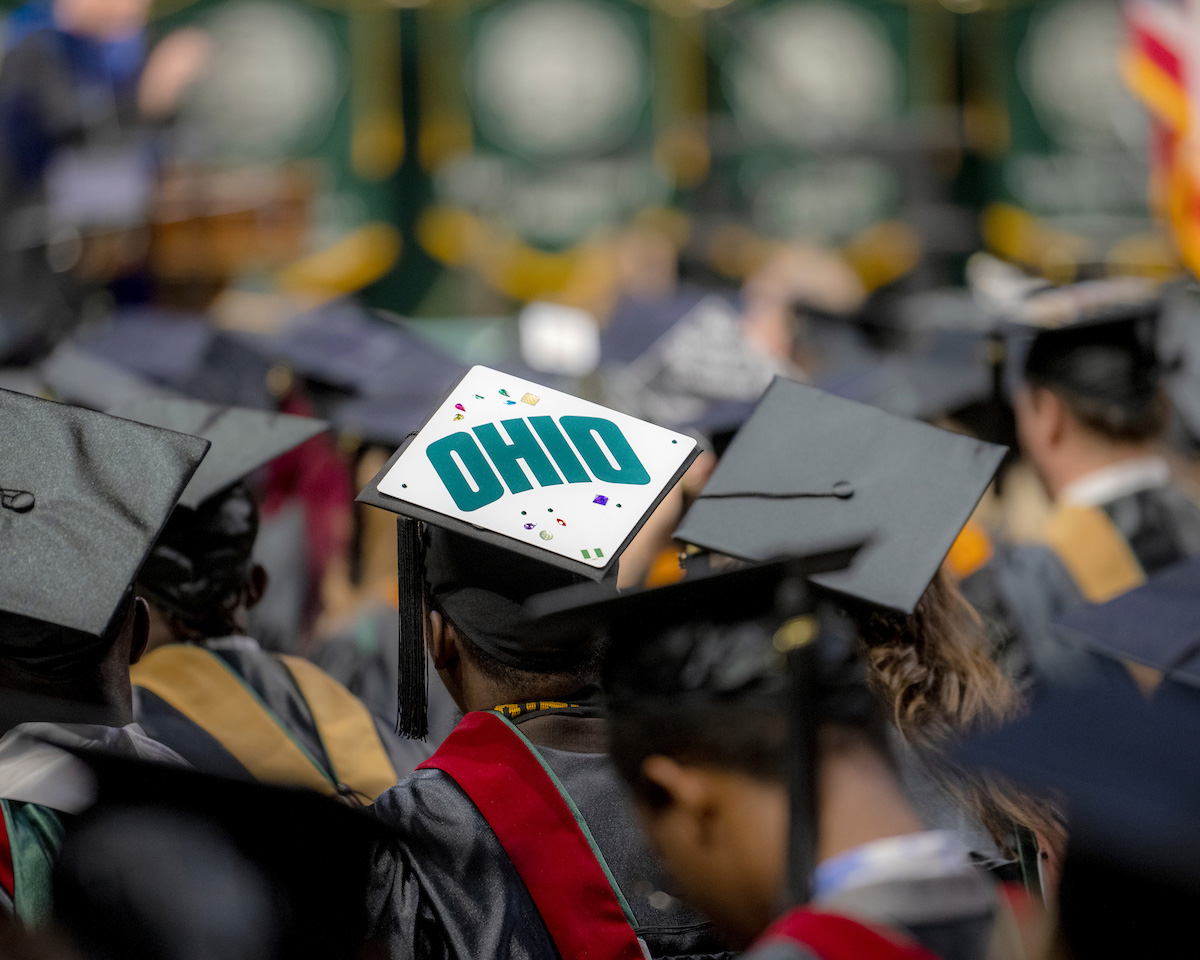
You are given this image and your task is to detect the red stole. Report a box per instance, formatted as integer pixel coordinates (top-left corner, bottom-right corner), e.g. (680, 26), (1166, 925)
(417, 710), (645, 960)
(755, 907), (940, 960)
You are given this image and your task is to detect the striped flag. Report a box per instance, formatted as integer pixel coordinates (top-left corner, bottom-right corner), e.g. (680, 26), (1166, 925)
(1123, 0), (1200, 272)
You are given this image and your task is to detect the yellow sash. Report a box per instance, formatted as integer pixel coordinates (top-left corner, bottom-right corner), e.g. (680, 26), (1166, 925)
(278, 655), (398, 800)
(1042, 506), (1160, 694)
(1042, 505), (1147, 604)
(133, 646), (395, 800)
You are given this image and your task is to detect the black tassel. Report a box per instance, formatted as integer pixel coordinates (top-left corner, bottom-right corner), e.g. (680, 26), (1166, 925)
(396, 516), (428, 739)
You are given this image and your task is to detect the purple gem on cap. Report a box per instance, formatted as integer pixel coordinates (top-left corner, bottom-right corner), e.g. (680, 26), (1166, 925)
(593, 495), (608, 506)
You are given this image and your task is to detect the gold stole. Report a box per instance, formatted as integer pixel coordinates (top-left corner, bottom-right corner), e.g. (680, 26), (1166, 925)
(1042, 505), (1160, 694)
(132, 645), (397, 801)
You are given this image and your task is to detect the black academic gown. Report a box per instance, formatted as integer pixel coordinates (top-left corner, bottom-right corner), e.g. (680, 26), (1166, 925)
(133, 638), (429, 796)
(367, 704), (733, 960)
(964, 483), (1200, 684)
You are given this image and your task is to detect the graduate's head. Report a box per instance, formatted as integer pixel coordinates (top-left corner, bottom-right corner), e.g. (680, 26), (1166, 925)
(604, 607), (890, 948)
(0, 592), (150, 717)
(106, 397), (328, 647)
(136, 482), (267, 647)
(352, 365), (700, 737)
(1014, 306), (1165, 496)
(422, 527), (609, 712)
(0, 389), (208, 721)
(606, 619), (792, 947)
(520, 555), (885, 948)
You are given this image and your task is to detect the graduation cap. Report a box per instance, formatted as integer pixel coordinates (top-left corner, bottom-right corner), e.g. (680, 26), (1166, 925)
(956, 675), (1200, 955)
(967, 256), (1165, 412)
(38, 342), (177, 412)
(526, 552), (876, 907)
(356, 364), (700, 737)
(73, 309), (276, 410)
(51, 748), (390, 960)
(105, 397), (328, 631)
(818, 328), (995, 423)
(108, 397), (328, 510)
(1054, 553), (1200, 690)
(254, 299), (467, 398)
(0, 389), (209, 661)
(674, 377), (1006, 613)
(600, 289), (716, 366)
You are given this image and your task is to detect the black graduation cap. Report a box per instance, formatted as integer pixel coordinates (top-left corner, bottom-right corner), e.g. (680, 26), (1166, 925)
(356, 364), (700, 737)
(525, 550), (876, 906)
(956, 675), (1200, 954)
(51, 748), (390, 960)
(108, 396), (328, 510)
(819, 328), (995, 424)
(674, 377), (1006, 613)
(38, 342), (177, 412)
(0, 388), (209, 639)
(254, 299), (466, 398)
(968, 257), (1165, 409)
(1055, 553), (1200, 688)
(600, 289), (716, 366)
(72, 309), (276, 410)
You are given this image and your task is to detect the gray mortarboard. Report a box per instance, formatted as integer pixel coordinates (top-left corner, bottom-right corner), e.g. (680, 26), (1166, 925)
(957, 675), (1200, 956)
(106, 397), (328, 631)
(357, 364), (699, 736)
(38, 342), (177, 412)
(674, 377), (1006, 613)
(608, 295), (801, 430)
(74, 308), (275, 409)
(1055, 553), (1200, 689)
(819, 328), (995, 423)
(526, 551), (875, 905)
(255, 299), (466, 398)
(0, 389), (209, 672)
(108, 396), (329, 510)
(52, 748), (391, 960)
(968, 255), (1165, 414)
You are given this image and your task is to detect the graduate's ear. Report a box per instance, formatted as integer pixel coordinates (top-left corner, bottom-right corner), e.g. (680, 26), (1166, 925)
(641, 756), (720, 845)
(128, 596), (151, 666)
(427, 608), (459, 671)
(1041, 388), (1070, 446)
(244, 564), (268, 610)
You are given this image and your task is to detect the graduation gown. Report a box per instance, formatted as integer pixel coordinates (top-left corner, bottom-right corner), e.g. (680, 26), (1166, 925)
(367, 705), (733, 960)
(310, 602), (460, 745)
(0, 721), (181, 923)
(132, 638), (429, 801)
(963, 481), (1200, 684)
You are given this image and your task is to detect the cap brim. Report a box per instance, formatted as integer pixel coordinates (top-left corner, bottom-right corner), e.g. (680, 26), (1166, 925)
(523, 546), (865, 642)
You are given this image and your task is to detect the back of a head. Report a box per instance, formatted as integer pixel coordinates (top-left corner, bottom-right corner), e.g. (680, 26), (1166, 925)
(136, 482), (259, 638)
(1023, 311), (1166, 444)
(53, 809), (280, 960)
(425, 526), (611, 682)
(605, 602), (884, 807)
(0, 595), (131, 689)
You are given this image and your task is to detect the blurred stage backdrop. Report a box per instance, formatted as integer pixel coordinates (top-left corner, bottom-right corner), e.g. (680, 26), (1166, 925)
(0, 0), (1174, 325)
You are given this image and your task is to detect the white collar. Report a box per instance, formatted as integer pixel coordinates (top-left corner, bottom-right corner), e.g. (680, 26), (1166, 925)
(0, 722), (186, 813)
(812, 830), (975, 901)
(205, 635), (261, 653)
(1058, 455), (1171, 508)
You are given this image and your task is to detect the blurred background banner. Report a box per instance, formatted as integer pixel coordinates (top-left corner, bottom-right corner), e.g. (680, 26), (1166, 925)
(1, 0), (1196, 655)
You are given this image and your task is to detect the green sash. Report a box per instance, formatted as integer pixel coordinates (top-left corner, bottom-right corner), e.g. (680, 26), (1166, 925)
(1, 799), (66, 925)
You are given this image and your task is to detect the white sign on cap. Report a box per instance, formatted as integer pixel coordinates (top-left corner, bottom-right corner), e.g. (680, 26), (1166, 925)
(377, 365), (697, 569)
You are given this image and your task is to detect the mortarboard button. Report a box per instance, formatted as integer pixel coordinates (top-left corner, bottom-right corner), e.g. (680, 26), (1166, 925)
(0, 388), (210, 637)
(674, 377), (1006, 613)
